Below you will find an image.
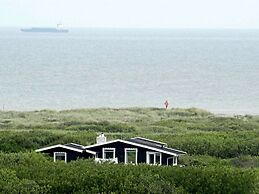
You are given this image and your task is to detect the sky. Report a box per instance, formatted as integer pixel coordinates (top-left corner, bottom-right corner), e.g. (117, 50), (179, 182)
(1, 0), (259, 28)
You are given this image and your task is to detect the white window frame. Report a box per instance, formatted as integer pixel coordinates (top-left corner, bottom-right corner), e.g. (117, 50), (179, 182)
(167, 156), (177, 166)
(173, 156), (177, 166)
(124, 148), (138, 164)
(146, 151), (162, 165)
(54, 152), (67, 163)
(102, 148), (116, 159)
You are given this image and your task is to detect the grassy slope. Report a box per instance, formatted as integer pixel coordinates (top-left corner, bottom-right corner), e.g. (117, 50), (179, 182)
(1, 107), (258, 131)
(0, 107), (212, 128)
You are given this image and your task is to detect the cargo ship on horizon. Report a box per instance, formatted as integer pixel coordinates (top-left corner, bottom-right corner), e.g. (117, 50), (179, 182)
(21, 24), (68, 33)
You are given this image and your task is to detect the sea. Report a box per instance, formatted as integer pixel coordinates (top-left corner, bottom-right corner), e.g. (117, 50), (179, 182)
(0, 28), (259, 114)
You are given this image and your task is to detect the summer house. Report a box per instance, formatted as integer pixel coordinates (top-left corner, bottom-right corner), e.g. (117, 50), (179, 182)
(36, 134), (186, 166)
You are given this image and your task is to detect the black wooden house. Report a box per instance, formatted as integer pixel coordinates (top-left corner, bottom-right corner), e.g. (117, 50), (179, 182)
(36, 143), (96, 162)
(36, 134), (186, 166)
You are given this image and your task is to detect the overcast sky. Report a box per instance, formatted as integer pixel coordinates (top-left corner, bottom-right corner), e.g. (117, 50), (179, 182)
(1, 0), (259, 28)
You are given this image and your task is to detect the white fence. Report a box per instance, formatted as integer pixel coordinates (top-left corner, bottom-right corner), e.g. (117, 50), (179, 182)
(95, 158), (118, 164)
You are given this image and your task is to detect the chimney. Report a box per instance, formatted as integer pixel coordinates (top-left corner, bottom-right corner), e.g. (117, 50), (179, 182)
(96, 133), (106, 144)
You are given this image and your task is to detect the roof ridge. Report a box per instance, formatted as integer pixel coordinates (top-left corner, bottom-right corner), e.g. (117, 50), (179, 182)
(65, 143), (85, 147)
(163, 146), (187, 154)
(36, 144), (84, 153)
(131, 137), (167, 145)
(84, 139), (122, 149)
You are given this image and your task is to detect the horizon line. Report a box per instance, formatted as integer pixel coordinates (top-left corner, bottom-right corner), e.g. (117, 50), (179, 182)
(1, 26), (259, 30)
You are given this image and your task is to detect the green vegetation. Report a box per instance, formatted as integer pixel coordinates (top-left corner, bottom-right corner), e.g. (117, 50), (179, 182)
(0, 107), (258, 193)
(0, 153), (257, 194)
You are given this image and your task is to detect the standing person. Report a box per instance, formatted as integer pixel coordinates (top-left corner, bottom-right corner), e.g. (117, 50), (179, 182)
(164, 100), (169, 109)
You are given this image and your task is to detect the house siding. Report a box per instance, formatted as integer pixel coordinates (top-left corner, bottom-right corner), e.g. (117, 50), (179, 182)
(87, 142), (174, 165)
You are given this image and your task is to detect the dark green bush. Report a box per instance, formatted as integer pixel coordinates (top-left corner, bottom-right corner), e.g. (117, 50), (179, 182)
(0, 168), (49, 194)
(0, 152), (257, 194)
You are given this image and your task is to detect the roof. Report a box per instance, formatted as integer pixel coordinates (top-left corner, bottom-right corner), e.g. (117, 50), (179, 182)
(127, 138), (186, 155)
(65, 143), (85, 150)
(129, 137), (167, 148)
(36, 137), (186, 157)
(36, 143), (96, 155)
(85, 137), (186, 156)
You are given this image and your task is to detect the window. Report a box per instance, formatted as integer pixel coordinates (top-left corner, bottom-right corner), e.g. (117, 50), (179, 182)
(125, 148), (138, 164)
(167, 157), (177, 166)
(103, 148), (115, 159)
(146, 152), (161, 165)
(54, 152), (67, 163)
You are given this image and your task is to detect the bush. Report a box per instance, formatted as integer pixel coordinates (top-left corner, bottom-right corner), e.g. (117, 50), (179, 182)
(0, 168), (49, 194)
(0, 152), (257, 194)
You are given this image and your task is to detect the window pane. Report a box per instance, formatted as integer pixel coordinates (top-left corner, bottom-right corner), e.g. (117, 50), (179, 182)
(167, 158), (173, 165)
(127, 150), (136, 164)
(149, 154), (154, 164)
(104, 151), (114, 159)
(55, 153), (65, 161)
(155, 153), (160, 164)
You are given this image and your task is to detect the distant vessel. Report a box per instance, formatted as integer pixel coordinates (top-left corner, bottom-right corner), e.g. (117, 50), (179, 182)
(21, 24), (68, 33)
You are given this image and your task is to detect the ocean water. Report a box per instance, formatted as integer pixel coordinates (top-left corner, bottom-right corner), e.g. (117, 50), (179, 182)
(0, 28), (259, 114)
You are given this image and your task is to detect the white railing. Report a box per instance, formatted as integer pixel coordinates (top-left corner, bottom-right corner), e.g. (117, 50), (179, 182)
(95, 158), (118, 164)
